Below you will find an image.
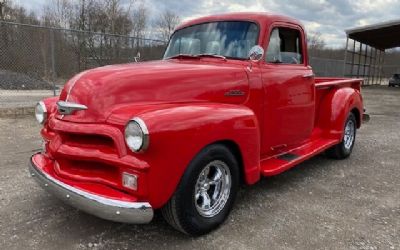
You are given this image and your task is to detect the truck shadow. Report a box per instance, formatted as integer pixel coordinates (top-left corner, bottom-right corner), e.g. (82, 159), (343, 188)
(39, 154), (340, 247)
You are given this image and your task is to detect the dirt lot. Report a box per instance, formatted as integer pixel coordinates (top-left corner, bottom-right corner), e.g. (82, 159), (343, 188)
(0, 86), (399, 250)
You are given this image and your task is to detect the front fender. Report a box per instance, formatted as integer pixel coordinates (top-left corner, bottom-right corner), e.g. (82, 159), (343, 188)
(318, 87), (363, 140)
(107, 103), (261, 208)
(41, 96), (59, 126)
(42, 96), (59, 113)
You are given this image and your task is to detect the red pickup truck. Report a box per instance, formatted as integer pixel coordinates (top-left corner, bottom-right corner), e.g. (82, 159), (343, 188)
(29, 12), (368, 235)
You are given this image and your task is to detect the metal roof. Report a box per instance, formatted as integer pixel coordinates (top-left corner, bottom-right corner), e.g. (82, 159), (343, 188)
(346, 19), (400, 50)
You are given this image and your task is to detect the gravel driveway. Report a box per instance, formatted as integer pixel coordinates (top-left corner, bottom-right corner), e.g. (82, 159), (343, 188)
(0, 86), (399, 250)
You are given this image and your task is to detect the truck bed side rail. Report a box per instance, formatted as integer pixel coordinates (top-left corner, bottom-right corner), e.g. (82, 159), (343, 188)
(315, 78), (364, 89)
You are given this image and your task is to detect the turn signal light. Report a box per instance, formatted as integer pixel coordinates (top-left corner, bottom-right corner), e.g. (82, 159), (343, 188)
(122, 173), (138, 191)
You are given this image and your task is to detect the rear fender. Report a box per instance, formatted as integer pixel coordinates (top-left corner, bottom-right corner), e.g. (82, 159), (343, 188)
(317, 87), (363, 140)
(108, 103), (261, 208)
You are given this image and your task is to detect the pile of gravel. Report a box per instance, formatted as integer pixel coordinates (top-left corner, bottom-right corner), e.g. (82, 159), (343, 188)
(0, 70), (54, 90)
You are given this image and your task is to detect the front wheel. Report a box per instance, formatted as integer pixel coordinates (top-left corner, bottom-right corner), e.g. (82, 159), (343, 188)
(326, 112), (357, 159)
(161, 144), (239, 236)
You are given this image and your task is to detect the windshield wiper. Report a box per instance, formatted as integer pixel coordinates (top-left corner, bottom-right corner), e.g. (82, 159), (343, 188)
(197, 54), (227, 60)
(271, 59), (283, 64)
(166, 53), (227, 61)
(166, 54), (199, 60)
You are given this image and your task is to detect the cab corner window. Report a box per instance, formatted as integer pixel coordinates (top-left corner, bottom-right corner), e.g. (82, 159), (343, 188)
(266, 27), (303, 65)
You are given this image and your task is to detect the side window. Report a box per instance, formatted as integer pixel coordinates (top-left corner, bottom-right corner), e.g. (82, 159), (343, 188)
(266, 27), (303, 64)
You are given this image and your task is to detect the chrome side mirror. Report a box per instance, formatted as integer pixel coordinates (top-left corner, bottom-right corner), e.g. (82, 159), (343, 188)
(248, 45), (264, 62)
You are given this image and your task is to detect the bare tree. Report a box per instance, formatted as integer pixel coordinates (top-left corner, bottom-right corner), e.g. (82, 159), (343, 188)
(0, 0), (7, 20)
(308, 33), (325, 49)
(42, 0), (72, 28)
(67, 0), (92, 70)
(132, 2), (147, 35)
(131, 1), (147, 47)
(155, 10), (180, 42)
(307, 32), (326, 57)
(0, 0), (39, 24)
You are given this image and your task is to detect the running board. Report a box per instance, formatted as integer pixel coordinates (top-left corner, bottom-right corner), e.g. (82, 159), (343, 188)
(277, 153), (300, 161)
(260, 138), (339, 176)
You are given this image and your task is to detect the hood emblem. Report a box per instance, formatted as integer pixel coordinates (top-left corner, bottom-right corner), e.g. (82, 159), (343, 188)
(57, 101), (88, 115)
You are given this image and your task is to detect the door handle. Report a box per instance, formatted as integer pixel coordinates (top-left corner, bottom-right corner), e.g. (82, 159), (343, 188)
(303, 73), (315, 78)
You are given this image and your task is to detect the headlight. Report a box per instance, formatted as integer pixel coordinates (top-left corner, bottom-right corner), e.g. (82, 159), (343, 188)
(124, 118), (149, 152)
(35, 101), (47, 124)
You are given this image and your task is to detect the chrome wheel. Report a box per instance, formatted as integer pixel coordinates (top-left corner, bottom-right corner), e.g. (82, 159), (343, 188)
(194, 160), (231, 218)
(344, 119), (355, 150)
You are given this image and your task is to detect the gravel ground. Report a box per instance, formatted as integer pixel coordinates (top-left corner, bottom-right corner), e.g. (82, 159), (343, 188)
(0, 70), (53, 90)
(0, 86), (399, 250)
(0, 90), (56, 109)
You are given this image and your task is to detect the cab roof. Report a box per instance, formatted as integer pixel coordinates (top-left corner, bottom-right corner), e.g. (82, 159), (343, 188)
(176, 12), (304, 30)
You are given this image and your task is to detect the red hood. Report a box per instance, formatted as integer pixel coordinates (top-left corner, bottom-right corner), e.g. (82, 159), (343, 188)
(58, 60), (249, 123)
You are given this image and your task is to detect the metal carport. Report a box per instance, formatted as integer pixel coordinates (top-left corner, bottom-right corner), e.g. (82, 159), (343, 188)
(344, 20), (400, 85)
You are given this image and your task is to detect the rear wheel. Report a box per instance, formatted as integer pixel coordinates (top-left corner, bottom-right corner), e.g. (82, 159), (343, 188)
(326, 112), (357, 159)
(161, 144), (239, 236)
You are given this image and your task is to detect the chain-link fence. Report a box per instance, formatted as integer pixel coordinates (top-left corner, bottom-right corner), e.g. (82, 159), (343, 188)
(1, 20), (398, 114)
(0, 21), (166, 112)
(310, 57), (397, 85)
(309, 57), (345, 78)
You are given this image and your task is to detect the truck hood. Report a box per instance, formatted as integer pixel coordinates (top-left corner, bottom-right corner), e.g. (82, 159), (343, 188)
(58, 60), (249, 123)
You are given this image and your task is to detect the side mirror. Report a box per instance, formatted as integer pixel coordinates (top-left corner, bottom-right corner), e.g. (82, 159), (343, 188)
(248, 45), (264, 62)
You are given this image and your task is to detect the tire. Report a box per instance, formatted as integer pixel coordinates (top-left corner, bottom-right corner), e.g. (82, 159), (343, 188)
(326, 112), (357, 159)
(161, 144), (239, 236)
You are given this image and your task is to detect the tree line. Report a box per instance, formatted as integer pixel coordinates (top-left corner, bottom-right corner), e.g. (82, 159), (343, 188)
(0, 0), (180, 42)
(0, 0), (399, 77)
(0, 0), (182, 80)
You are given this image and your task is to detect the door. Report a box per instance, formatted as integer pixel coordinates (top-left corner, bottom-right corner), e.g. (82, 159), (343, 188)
(260, 25), (315, 155)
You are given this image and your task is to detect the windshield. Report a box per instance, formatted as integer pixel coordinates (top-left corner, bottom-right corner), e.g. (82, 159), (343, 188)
(394, 74), (400, 79)
(163, 21), (259, 60)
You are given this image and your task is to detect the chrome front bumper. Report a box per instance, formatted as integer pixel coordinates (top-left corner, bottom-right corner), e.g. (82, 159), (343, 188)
(29, 158), (153, 224)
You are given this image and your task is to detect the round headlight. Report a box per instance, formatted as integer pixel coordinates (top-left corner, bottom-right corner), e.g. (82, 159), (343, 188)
(35, 101), (47, 124)
(125, 118), (149, 152)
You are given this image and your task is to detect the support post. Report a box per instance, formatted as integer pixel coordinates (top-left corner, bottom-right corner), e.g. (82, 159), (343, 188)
(379, 50), (386, 85)
(362, 45), (368, 84)
(377, 50), (383, 85)
(350, 39), (356, 78)
(371, 47), (377, 85)
(343, 37), (349, 77)
(50, 29), (57, 96)
(366, 46), (373, 85)
(357, 43), (363, 78)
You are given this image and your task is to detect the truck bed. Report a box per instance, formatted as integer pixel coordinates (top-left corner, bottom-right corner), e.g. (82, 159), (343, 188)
(315, 77), (363, 124)
(315, 77), (363, 89)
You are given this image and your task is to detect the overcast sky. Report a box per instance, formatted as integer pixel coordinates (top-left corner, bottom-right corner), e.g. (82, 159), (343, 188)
(15, 0), (400, 48)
